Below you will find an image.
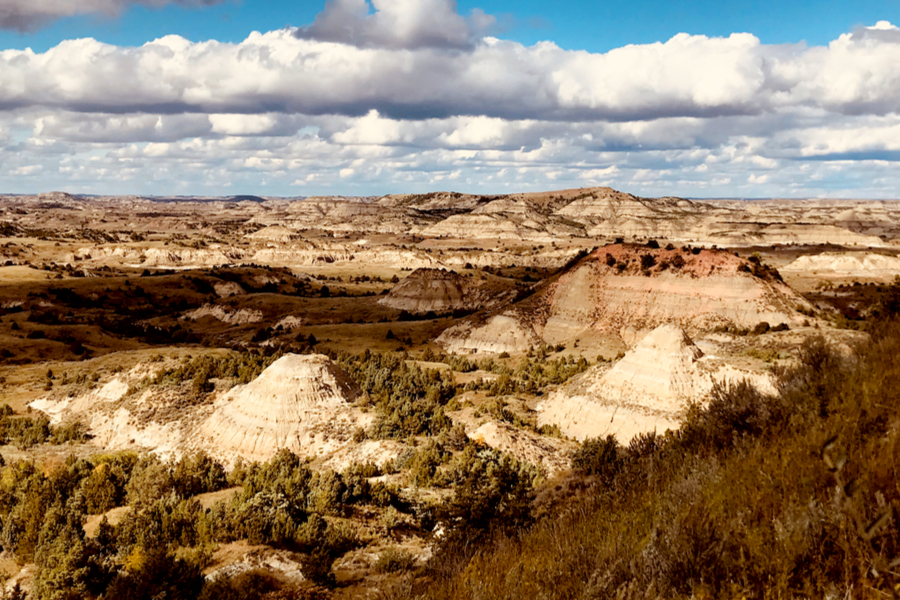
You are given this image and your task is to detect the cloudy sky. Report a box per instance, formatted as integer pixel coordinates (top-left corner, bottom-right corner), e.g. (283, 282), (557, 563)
(1, 0), (899, 198)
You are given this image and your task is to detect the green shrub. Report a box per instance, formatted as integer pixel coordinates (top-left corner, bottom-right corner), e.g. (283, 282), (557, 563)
(198, 570), (278, 600)
(439, 447), (538, 542)
(171, 452), (228, 498)
(116, 493), (205, 552)
(104, 547), (204, 600)
(571, 435), (622, 479)
(339, 351), (457, 439)
(299, 550), (335, 587)
(125, 455), (175, 509)
(374, 547), (416, 573)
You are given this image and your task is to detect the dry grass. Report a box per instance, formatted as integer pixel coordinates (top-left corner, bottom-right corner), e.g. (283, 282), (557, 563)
(400, 322), (900, 600)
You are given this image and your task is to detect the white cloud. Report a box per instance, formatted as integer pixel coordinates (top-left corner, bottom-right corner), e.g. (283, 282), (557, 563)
(2, 20), (898, 125)
(0, 0), (224, 32)
(2, 1), (900, 198)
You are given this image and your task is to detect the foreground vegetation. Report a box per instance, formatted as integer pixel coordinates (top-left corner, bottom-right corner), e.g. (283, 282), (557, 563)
(0, 432), (538, 599)
(395, 321), (900, 599)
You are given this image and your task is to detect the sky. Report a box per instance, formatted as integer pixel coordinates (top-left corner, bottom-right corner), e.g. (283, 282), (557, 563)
(0, 0), (899, 198)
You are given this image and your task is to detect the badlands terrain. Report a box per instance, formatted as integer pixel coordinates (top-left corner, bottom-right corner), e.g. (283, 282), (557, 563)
(0, 186), (899, 598)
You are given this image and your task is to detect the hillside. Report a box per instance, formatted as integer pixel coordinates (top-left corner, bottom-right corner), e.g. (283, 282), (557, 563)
(396, 320), (900, 600)
(378, 268), (519, 314)
(438, 243), (813, 354)
(537, 324), (774, 441)
(195, 354), (368, 464)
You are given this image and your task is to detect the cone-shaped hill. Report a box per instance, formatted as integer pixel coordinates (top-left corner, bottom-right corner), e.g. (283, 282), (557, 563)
(196, 354), (368, 463)
(538, 324), (774, 442)
(437, 244), (814, 354)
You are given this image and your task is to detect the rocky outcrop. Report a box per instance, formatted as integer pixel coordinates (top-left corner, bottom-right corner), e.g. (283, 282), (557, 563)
(244, 225), (298, 242)
(438, 244), (812, 354)
(195, 354), (370, 463)
(467, 420), (574, 474)
(30, 354), (378, 466)
(214, 281), (246, 297)
(436, 314), (540, 354)
(537, 324), (774, 442)
(182, 304), (263, 325)
(418, 197), (585, 241)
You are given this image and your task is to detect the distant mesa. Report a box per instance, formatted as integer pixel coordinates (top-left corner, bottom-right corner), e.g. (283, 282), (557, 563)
(244, 225), (299, 243)
(438, 243), (813, 354)
(229, 195), (268, 203)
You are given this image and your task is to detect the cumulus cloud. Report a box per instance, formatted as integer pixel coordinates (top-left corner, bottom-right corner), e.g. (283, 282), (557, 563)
(1, 0), (900, 198)
(2, 22), (899, 123)
(295, 0), (497, 49)
(0, 0), (224, 32)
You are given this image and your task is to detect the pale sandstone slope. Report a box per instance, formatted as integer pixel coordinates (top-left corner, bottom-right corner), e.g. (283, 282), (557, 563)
(538, 324), (773, 442)
(30, 354), (389, 466)
(437, 314), (541, 354)
(194, 354), (371, 463)
(468, 420), (574, 475)
(783, 252), (900, 275)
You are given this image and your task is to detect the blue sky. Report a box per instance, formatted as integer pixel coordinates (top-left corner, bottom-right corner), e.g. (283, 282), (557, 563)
(1, 0), (900, 198)
(3, 0), (898, 52)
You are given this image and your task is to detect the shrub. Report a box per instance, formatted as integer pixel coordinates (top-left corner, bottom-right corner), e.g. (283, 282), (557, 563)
(300, 550), (336, 587)
(116, 494), (205, 552)
(375, 547), (416, 573)
(571, 435), (623, 480)
(198, 570), (279, 600)
(439, 447), (538, 540)
(125, 455), (174, 509)
(231, 491), (305, 546)
(640, 254), (656, 270)
(171, 452), (228, 498)
(104, 547), (204, 600)
(81, 463), (126, 514)
(340, 351), (457, 439)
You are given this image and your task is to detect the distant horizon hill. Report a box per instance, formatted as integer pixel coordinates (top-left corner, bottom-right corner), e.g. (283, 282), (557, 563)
(1, 189), (899, 203)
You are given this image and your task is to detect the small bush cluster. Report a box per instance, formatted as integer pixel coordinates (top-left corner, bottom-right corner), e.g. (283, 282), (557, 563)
(0, 404), (87, 449)
(337, 350), (458, 439)
(464, 354), (589, 396)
